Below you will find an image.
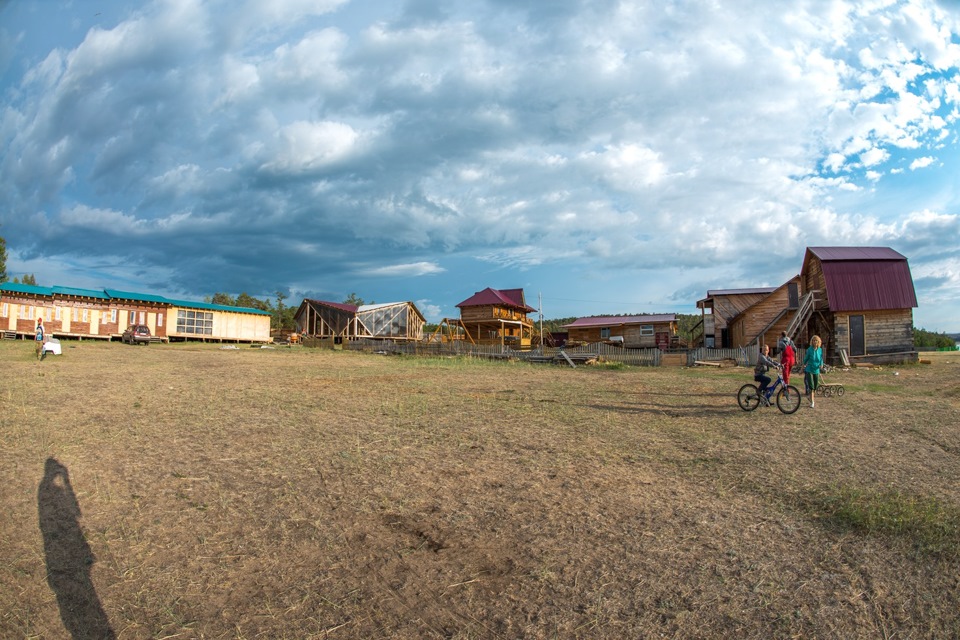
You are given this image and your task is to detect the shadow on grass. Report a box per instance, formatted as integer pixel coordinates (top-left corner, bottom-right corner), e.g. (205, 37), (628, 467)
(38, 458), (115, 640)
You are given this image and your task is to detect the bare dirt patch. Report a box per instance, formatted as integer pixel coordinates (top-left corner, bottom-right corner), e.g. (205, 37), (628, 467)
(2, 343), (958, 638)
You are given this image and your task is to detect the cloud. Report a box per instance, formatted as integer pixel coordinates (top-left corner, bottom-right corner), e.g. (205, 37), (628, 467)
(909, 155), (936, 170)
(1, 0), (960, 331)
(358, 261), (445, 277)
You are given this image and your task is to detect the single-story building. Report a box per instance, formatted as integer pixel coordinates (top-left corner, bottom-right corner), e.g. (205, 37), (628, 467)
(564, 314), (678, 349)
(0, 282), (272, 343)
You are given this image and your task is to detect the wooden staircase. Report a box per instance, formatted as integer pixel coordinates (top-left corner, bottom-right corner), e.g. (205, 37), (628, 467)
(748, 289), (822, 346)
(783, 290), (821, 342)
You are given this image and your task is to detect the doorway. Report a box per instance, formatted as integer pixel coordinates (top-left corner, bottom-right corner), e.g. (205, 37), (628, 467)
(849, 315), (865, 356)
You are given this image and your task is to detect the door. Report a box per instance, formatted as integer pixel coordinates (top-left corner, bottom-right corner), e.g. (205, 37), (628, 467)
(787, 282), (799, 309)
(849, 315), (865, 356)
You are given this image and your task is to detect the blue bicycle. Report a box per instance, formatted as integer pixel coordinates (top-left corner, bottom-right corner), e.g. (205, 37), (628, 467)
(737, 367), (802, 414)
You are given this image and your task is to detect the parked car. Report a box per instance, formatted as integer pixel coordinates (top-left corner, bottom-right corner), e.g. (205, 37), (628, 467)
(122, 324), (152, 345)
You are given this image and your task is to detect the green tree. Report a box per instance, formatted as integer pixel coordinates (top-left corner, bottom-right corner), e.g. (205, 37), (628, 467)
(913, 327), (957, 349)
(274, 290), (288, 331)
(0, 234), (7, 283)
(11, 274), (38, 285)
(236, 292), (269, 311)
(210, 292), (236, 306)
(343, 292), (365, 306)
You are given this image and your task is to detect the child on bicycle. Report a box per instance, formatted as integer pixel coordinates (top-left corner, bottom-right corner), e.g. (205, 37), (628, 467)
(754, 344), (781, 405)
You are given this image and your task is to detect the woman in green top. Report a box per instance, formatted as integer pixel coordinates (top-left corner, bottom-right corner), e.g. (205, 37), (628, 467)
(803, 335), (824, 408)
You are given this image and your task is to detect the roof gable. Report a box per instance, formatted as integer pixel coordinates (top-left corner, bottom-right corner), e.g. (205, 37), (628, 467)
(456, 287), (536, 312)
(304, 299), (359, 313)
(564, 314), (676, 329)
(805, 247), (918, 311)
(808, 246), (906, 261)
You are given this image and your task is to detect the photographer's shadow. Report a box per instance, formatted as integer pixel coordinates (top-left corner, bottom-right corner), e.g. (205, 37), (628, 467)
(38, 458), (115, 640)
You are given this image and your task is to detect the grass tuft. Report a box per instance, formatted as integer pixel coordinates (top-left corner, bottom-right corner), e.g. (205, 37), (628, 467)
(808, 486), (960, 557)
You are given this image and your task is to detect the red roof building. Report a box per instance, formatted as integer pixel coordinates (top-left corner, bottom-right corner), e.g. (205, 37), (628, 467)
(799, 247), (918, 363)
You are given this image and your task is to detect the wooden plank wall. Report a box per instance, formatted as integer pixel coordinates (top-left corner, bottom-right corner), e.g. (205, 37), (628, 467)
(832, 309), (914, 356)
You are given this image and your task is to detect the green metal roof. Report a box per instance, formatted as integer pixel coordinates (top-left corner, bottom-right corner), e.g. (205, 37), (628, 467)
(0, 282), (54, 296)
(165, 298), (271, 316)
(1, 282), (271, 316)
(104, 289), (171, 304)
(52, 286), (110, 299)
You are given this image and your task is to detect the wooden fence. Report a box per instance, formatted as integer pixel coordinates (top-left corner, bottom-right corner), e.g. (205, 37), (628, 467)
(343, 339), (759, 367)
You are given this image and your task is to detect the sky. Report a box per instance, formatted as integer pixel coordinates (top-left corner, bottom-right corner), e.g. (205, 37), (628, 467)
(1, 0), (959, 331)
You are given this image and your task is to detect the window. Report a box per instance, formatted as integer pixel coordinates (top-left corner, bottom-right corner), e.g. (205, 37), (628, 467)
(55, 307), (62, 321)
(82, 308), (89, 322)
(641, 325), (654, 336)
(157, 313), (163, 327)
(129, 310), (136, 324)
(1, 303), (7, 317)
(600, 327), (611, 338)
(71, 307), (79, 322)
(106, 309), (117, 323)
(177, 309), (213, 335)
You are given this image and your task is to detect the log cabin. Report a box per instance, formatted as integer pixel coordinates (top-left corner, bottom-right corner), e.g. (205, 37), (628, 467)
(707, 247), (919, 365)
(796, 246), (918, 365)
(564, 314), (678, 349)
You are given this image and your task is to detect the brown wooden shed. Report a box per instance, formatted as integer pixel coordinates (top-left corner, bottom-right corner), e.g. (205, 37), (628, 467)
(796, 247), (919, 364)
(564, 314), (678, 349)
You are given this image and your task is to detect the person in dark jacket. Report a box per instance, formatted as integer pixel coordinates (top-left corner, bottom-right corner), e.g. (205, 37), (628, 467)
(754, 344), (781, 404)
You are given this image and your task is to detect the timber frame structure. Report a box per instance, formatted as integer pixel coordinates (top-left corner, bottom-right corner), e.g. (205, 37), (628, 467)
(452, 287), (537, 348)
(294, 299), (425, 342)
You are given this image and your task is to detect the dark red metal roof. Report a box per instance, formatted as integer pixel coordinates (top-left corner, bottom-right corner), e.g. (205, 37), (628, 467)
(806, 247), (918, 311)
(808, 246), (906, 261)
(304, 299), (358, 313)
(456, 287), (536, 312)
(564, 314), (676, 328)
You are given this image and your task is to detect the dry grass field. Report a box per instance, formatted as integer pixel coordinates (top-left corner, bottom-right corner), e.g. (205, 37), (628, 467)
(1, 340), (959, 639)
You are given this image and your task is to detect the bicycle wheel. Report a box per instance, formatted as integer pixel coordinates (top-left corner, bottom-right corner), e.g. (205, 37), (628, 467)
(777, 385), (802, 414)
(737, 384), (761, 411)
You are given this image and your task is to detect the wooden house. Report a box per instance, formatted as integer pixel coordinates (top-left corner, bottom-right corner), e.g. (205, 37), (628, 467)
(163, 298), (272, 342)
(0, 282), (271, 343)
(453, 287), (537, 348)
(795, 247), (918, 364)
(294, 299), (426, 342)
(564, 314), (678, 349)
(696, 287), (776, 348)
(727, 276), (802, 349)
